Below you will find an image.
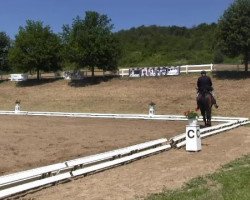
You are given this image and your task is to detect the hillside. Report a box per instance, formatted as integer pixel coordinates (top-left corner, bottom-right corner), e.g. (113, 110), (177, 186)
(115, 24), (239, 67)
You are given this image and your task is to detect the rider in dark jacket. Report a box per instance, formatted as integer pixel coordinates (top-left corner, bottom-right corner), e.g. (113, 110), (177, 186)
(196, 70), (218, 110)
(197, 72), (212, 91)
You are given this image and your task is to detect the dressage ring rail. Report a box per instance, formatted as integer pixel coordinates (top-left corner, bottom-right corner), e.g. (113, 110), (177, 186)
(0, 111), (248, 199)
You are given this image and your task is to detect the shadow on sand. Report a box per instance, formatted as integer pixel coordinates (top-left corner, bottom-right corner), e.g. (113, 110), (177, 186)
(67, 75), (117, 87)
(213, 70), (250, 80)
(0, 80), (6, 84)
(15, 78), (62, 87)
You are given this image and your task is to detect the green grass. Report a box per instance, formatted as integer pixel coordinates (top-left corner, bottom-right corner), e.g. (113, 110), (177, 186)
(145, 154), (250, 200)
(243, 123), (250, 127)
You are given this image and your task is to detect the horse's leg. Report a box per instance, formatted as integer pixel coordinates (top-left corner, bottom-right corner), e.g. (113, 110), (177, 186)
(206, 113), (211, 126)
(200, 108), (207, 126)
(206, 104), (212, 127)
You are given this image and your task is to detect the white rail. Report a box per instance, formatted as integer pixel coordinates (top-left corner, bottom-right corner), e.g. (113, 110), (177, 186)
(0, 138), (170, 199)
(180, 64), (213, 74)
(119, 68), (130, 77)
(0, 111), (243, 123)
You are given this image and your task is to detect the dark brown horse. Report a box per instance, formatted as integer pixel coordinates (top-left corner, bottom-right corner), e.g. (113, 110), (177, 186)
(197, 89), (213, 127)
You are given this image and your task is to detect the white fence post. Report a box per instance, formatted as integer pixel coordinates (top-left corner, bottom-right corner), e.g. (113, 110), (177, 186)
(14, 104), (20, 113)
(148, 105), (156, 117)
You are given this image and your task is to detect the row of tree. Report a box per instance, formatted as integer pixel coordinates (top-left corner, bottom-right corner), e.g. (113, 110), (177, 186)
(2, 11), (121, 80)
(0, 0), (249, 79)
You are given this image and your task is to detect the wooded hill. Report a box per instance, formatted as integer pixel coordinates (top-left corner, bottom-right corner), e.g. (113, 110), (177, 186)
(115, 23), (238, 67)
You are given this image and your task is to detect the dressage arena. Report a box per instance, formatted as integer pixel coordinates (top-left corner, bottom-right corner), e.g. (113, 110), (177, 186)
(0, 73), (249, 199)
(0, 110), (249, 199)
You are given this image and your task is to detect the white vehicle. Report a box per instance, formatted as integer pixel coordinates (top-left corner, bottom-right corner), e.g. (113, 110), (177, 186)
(10, 74), (28, 81)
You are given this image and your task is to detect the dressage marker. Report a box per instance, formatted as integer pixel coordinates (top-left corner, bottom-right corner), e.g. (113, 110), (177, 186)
(185, 124), (201, 152)
(0, 110), (248, 199)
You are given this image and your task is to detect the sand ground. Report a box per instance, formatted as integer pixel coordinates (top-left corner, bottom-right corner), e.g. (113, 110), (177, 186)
(0, 115), (249, 200)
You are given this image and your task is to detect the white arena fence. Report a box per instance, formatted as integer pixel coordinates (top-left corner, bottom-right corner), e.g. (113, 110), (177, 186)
(180, 64), (213, 74)
(0, 138), (170, 199)
(8, 64), (213, 82)
(119, 64), (213, 77)
(0, 110), (248, 199)
(170, 118), (248, 148)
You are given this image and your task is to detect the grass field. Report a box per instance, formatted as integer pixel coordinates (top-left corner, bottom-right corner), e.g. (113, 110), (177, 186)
(146, 154), (250, 200)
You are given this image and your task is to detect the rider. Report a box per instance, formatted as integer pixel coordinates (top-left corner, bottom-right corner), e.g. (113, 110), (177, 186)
(196, 70), (218, 110)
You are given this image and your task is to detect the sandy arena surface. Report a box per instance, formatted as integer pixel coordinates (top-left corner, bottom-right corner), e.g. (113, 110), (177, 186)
(0, 115), (187, 175)
(0, 115), (249, 200)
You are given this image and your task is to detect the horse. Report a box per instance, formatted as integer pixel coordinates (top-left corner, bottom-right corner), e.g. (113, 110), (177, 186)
(197, 89), (213, 127)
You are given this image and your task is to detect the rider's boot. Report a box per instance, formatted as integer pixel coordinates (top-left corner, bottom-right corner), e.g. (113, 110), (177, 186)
(196, 93), (200, 111)
(213, 97), (219, 108)
(196, 105), (199, 111)
(196, 97), (200, 111)
(210, 93), (219, 108)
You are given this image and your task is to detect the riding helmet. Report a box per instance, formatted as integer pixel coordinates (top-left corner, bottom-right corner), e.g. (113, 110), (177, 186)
(201, 70), (206, 75)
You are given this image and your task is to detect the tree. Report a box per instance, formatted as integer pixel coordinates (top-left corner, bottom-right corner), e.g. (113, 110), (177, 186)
(217, 0), (250, 71)
(213, 50), (224, 64)
(0, 32), (11, 72)
(9, 20), (62, 79)
(62, 11), (121, 77)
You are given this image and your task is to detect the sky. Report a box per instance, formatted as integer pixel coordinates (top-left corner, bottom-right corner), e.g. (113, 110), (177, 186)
(0, 0), (234, 39)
